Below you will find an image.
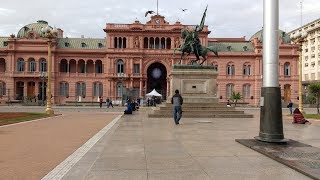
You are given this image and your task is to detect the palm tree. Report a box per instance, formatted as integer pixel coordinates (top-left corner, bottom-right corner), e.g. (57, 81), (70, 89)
(230, 91), (242, 107)
(309, 83), (320, 114)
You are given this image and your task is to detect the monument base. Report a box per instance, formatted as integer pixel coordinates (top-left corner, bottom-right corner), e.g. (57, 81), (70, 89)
(167, 64), (218, 104)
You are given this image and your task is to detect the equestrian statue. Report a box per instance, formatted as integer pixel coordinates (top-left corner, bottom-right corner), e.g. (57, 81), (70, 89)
(174, 5), (219, 65)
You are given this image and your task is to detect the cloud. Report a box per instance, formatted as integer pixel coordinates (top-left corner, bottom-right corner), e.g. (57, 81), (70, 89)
(0, 0), (318, 39)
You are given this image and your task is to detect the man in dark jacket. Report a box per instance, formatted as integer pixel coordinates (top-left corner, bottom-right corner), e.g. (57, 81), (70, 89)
(171, 89), (183, 125)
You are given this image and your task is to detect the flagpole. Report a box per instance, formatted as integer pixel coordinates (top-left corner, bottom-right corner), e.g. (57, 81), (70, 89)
(157, 0), (159, 15)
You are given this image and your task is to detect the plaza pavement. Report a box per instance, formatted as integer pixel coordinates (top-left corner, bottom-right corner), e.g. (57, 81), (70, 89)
(0, 106), (319, 179)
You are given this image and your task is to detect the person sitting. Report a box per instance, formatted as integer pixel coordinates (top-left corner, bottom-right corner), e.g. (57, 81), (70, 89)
(293, 108), (309, 124)
(124, 102), (133, 114)
(227, 100), (231, 107)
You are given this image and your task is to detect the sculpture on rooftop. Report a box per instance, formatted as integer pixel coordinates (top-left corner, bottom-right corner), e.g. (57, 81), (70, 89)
(174, 5), (218, 65)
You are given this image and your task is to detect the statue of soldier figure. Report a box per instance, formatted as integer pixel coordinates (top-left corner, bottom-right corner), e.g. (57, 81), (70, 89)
(174, 6), (218, 65)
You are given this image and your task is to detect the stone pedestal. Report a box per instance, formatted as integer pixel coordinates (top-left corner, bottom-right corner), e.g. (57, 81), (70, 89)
(167, 65), (218, 104)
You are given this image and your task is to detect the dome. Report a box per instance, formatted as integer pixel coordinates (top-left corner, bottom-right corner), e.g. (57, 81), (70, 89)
(249, 29), (291, 44)
(17, 20), (51, 38)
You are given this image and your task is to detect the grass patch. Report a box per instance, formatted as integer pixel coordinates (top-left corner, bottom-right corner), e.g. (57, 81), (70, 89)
(304, 114), (320, 119)
(0, 112), (50, 126)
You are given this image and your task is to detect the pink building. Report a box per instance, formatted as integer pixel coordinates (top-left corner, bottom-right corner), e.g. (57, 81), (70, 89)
(0, 16), (299, 106)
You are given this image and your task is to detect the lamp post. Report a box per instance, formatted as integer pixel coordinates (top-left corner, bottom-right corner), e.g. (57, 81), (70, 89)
(41, 25), (58, 115)
(119, 73), (126, 106)
(290, 30), (307, 113)
(39, 72), (47, 106)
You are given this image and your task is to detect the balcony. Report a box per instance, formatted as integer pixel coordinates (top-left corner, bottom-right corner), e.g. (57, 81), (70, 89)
(12, 71), (47, 78)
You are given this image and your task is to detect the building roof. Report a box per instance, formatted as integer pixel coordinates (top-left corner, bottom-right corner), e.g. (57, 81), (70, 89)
(288, 18), (320, 34)
(0, 37), (9, 48)
(249, 29), (291, 44)
(17, 20), (50, 38)
(208, 41), (254, 52)
(57, 38), (106, 49)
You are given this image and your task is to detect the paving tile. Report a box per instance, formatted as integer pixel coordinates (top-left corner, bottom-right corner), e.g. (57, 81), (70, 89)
(85, 170), (147, 180)
(147, 169), (210, 180)
(90, 157), (147, 171)
(146, 157), (202, 170)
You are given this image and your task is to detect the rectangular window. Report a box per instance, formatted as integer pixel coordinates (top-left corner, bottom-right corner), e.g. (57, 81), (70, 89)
(226, 84), (234, 98)
(30, 61), (36, 72)
(311, 73), (315, 80)
(134, 64), (140, 74)
(248, 65), (251, 75)
(305, 74), (309, 81)
(59, 82), (63, 96)
(59, 82), (69, 97)
(93, 83), (102, 97)
(243, 65), (246, 75)
(0, 82), (6, 96)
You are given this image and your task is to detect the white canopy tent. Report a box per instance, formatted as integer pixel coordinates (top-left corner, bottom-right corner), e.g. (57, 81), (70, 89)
(145, 89), (162, 97)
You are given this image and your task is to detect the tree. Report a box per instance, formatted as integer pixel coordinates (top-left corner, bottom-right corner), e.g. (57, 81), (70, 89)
(230, 91), (243, 107)
(308, 82), (320, 114)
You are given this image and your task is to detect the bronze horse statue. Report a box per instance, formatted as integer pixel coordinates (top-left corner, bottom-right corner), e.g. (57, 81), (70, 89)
(173, 6), (219, 65)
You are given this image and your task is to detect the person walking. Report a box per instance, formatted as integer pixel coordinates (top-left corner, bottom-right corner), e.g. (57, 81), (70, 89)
(171, 89), (183, 125)
(99, 97), (103, 108)
(287, 100), (293, 114)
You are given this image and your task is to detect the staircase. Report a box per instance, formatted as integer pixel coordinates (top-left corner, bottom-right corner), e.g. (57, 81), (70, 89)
(148, 103), (254, 118)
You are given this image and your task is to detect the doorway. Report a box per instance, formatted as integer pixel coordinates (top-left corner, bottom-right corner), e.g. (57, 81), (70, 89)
(147, 62), (167, 99)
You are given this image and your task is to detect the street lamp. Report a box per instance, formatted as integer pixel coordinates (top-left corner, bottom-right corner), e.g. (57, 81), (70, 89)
(41, 25), (58, 115)
(39, 72), (47, 106)
(290, 30), (307, 113)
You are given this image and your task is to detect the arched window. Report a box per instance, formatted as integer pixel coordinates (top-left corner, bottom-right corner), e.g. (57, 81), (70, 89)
(248, 65), (251, 75)
(227, 63), (235, 76)
(76, 82), (86, 98)
(60, 59), (68, 72)
(0, 58), (5, 72)
(123, 37), (127, 48)
(284, 62), (290, 76)
(17, 58), (25, 72)
(29, 58), (36, 72)
(243, 63), (252, 76)
(161, 37), (165, 49)
(155, 37), (160, 49)
(39, 59), (47, 72)
(93, 82), (103, 97)
(96, 60), (103, 73)
(166, 38), (171, 49)
(114, 37), (118, 48)
(118, 37), (122, 48)
(0, 81), (6, 96)
(144, 37), (148, 48)
(226, 84), (234, 98)
(81, 42), (87, 48)
(149, 37), (154, 49)
(117, 59), (124, 74)
(242, 84), (251, 98)
(59, 82), (69, 97)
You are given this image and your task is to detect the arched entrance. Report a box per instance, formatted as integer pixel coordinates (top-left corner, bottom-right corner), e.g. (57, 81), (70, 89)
(147, 62), (167, 99)
(284, 84), (291, 102)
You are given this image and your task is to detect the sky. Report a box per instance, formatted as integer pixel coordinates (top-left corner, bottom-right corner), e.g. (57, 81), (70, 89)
(0, 0), (319, 39)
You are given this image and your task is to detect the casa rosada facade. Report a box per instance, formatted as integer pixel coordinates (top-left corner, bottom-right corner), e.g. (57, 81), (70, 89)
(0, 15), (299, 106)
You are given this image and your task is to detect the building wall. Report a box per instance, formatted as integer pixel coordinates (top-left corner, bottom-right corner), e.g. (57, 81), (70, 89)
(0, 16), (300, 106)
(288, 18), (320, 82)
